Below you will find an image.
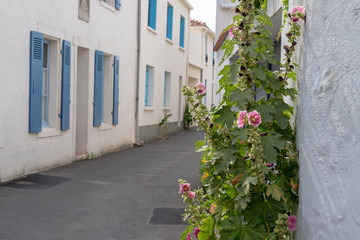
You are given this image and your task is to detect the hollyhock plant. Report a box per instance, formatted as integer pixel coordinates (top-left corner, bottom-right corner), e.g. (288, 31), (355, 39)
(237, 111), (247, 128)
(179, 183), (191, 194)
(247, 110), (261, 126)
(287, 215), (297, 232)
(290, 6), (306, 22)
(196, 83), (206, 95)
(229, 27), (237, 37)
(194, 227), (200, 239)
(188, 191), (196, 199)
(186, 232), (192, 240)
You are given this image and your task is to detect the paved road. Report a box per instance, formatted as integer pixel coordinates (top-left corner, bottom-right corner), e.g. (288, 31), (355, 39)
(0, 129), (204, 240)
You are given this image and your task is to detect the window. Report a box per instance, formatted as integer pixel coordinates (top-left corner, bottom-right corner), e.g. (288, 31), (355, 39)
(212, 42), (215, 67)
(166, 3), (173, 40)
(42, 40), (50, 127)
(102, 0), (121, 10)
(148, 0), (157, 30)
(205, 35), (208, 63)
(163, 71), (171, 107)
(29, 31), (71, 133)
(93, 51), (119, 127)
(179, 16), (185, 48)
(145, 65), (154, 106)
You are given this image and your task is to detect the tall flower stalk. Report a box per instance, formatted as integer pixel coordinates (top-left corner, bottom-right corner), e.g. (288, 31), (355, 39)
(179, 1), (305, 239)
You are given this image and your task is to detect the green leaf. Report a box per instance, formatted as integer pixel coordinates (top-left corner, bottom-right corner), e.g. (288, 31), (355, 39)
(256, 9), (273, 27)
(242, 176), (258, 195)
(198, 217), (216, 240)
(230, 88), (253, 108)
(231, 127), (247, 143)
(266, 184), (285, 201)
(235, 195), (251, 210)
(180, 225), (193, 240)
(214, 106), (235, 128)
(261, 130), (286, 163)
(219, 217), (267, 240)
(251, 66), (267, 81)
(196, 140), (205, 150)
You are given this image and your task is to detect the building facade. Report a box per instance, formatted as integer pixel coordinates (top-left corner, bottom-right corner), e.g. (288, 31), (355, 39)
(188, 20), (216, 109)
(0, 0), (138, 182)
(137, 0), (193, 142)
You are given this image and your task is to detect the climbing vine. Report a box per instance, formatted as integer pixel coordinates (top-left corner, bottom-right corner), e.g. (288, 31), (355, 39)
(179, 1), (305, 239)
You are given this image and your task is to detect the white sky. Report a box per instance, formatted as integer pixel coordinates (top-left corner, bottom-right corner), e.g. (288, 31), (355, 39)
(188, 0), (217, 32)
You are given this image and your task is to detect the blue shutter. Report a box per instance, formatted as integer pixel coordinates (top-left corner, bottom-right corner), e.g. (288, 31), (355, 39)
(145, 66), (149, 106)
(115, 0), (121, 10)
(112, 56), (120, 125)
(180, 16), (185, 48)
(60, 40), (71, 130)
(166, 5), (173, 40)
(29, 31), (43, 133)
(93, 50), (104, 127)
(148, 0), (157, 30)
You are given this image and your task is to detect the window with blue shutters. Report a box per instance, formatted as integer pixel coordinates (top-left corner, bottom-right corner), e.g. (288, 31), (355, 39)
(102, 0), (121, 10)
(145, 65), (154, 107)
(29, 31), (68, 133)
(148, 0), (157, 30)
(93, 50), (104, 127)
(166, 3), (173, 40)
(60, 40), (71, 130)
(179, 16), (185, 48)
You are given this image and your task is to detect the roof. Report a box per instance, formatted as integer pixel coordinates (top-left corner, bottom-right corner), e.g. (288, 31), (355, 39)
(190, 19), (207, 27)
(190, 19), (215, 38)
(213, 29), (228, 52)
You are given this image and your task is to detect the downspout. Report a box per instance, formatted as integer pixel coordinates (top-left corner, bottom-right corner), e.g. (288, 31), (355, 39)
(135, 0), (141, 142)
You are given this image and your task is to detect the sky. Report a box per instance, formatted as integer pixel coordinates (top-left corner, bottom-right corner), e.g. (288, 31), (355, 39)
(188, 0), (217, 32)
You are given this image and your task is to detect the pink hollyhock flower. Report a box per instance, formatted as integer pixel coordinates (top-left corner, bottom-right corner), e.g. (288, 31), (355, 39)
(287, 215), (297, 232)
(237, 111), (247, 128)
(247, 110), (261, 126)
(179, 183), (191, 194)
(186, 232), (192, 240)
(194, 227), (200, 239)
(196, 83), (206, 95)
(188, 191), (196, 199)
(290, 6), (306, 22)
(229, 27), (237, 38)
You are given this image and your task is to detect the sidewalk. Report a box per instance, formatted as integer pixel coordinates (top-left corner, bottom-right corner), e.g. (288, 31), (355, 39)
(0, 129), (204, 240)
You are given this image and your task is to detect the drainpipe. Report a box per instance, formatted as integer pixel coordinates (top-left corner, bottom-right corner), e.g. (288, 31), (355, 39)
(135, 0), (141, 143)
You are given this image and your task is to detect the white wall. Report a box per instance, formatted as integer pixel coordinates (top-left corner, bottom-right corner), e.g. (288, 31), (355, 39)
(139, 0), (191, 127)
(293, 0), (360, 238)
(0, 0), (138, 181)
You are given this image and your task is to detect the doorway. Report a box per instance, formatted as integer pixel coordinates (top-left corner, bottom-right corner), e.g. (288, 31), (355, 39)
(75, 47), (89, 156)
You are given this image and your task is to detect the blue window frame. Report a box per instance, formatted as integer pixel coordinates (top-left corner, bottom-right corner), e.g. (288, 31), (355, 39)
(42, 40), (50, 127)
(148, 0), (157, 30)
(179, 16), (185, 48)
(166, 3), (173, 40)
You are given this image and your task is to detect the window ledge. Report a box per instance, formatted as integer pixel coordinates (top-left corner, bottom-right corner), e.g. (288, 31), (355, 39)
(147, 26), (157, 35)
(100, 1), (116, 12)
(38, 128), (61, 138)
(99, 123), (113, 131)
(179, 46), (185, 52)
(165, 38), (173, 45)
(144, 106), (155, 111)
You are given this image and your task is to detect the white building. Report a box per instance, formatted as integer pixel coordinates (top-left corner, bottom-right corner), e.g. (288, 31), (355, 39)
(188, 19), (216, 109)
(137, 0), (193, 142)
(0, 0), (138, 182)
(214, 0), (360, 238)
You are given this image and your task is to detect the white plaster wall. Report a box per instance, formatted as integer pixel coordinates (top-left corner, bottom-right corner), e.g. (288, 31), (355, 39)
(0, 0), (137, 181)
(215, 0), (236, 40)
(139, 0), (191, 127)
(294, 0), (360, 239)
(189, 30), (203, 67)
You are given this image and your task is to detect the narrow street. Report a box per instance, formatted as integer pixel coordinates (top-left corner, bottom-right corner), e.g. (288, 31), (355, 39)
(0, 129), (204, 240)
